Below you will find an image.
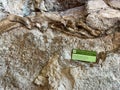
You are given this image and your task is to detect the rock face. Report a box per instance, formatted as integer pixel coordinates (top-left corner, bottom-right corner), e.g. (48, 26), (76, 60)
(86, 0), (120, 31)
(0, 0), (33, 16)
(43, 0), (86, 11)
(0, 0), (120, 90)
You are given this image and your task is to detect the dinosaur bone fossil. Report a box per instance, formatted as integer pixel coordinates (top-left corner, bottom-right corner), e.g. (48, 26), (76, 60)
(0, 0), (119, 61)
(0, 0), (119, 38)
(2, 5), (102, 39)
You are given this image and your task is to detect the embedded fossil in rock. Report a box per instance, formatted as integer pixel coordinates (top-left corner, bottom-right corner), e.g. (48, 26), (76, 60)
(0, 13), (119, 54)
(0, 18), (21, 34)
(0, 1), (119, 90)
(0, 0), (99, 38)
(1, 0), (119, 38)
(0, 0), (119, 39)
(8, 14), (32, 29)
(3, 6), (102, 39)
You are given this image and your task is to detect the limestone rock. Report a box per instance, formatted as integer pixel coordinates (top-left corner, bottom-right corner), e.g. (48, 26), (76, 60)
(107, 0), (120, 9)
(0, 0), (120, 90)
(44, 0), (86, 11)
(0, 0), (33, 16)
(86, 0), (120, 31)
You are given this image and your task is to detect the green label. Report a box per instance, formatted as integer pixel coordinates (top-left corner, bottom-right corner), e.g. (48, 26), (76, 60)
(72, 49), (97, 62)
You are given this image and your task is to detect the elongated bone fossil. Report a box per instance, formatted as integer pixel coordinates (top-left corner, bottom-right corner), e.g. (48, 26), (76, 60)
(4, 8), (102, 39)
(0, 0), (119, 61)
(0, 0), (119, 38)
(0, 0), (119, 39)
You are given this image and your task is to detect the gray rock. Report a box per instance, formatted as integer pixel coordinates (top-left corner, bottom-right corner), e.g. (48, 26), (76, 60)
(0, 0), (120, 90)
(86, 0), (120, 31)
(0, 0), (33, 16)
(0, 23), (120, 90)
(43, 0), (86, 11)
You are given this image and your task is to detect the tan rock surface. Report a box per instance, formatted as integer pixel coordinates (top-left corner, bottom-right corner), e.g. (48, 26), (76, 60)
(0, 0), (120, 90)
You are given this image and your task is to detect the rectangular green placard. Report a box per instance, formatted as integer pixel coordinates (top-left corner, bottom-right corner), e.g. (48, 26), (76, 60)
(72, 49), (97, 62)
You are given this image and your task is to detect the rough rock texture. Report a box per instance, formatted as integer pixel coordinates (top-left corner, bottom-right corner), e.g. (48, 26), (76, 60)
(0, 0), (120, 90)
(86, 0), (120, 31)
(0, 0), (33, 16)
(43, 0), (86, 11)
